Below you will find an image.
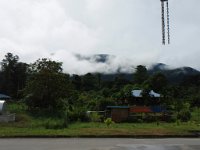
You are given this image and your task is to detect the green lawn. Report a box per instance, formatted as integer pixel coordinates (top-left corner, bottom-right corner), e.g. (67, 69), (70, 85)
(1, 103), (199, 137)
(0, 121), (199, 137)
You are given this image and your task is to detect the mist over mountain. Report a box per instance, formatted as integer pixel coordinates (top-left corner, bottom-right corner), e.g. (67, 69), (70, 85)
(75, 54), (200, 83)
(66, 53), (135, 74)
(148, 63), (200, 83)
(75, 54), (113, 63)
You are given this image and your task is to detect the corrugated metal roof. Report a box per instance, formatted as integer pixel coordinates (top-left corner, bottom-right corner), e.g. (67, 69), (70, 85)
(149, 90), (161, 97)
(132, 90), (161, 98)
(132, 90), (143, 97)
(0, 94), (11, 99)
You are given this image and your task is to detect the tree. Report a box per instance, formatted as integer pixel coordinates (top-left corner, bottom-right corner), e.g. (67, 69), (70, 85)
(71, 74), (82, 90)
(24, 58), (70, 112)
(113, 74), (130, 91)
(14, 62), (28, 97)
(0, 53), (19, 96)
(28, 58), (62, 73)
(149, 72), (168, 93)
(141, 87), (151, 106)
(82, 73), (97, 91)
(117, 84), (135, 104)
(96, 73), (102, 89)
(0, 53), (27, 98)
(1, 53), (19, 71)
(133, 65), (148, 85)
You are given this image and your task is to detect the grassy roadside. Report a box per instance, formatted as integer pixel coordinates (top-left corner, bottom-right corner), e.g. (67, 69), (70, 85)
(1, 103), (199, 137)
(0, 122), (199, 137)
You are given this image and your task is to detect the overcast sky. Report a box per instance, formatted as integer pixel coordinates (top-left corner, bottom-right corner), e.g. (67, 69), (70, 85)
(0, 0), (200, 74)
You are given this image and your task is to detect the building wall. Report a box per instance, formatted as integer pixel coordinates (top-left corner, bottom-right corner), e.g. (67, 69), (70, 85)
(0, 114), (15, 122)
(111, 108), (129, 123)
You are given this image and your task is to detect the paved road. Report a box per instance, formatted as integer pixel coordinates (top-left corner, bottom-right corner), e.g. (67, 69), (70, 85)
(0, 138), (199, 150)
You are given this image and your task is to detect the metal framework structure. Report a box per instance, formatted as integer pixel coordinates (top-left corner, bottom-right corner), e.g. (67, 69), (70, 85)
(160, 0), (170, 45)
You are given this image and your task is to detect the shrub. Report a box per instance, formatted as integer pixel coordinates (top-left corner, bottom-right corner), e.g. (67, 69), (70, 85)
(15, 114), (31, 122)
(176, 119), (181, 126)
(177, 110), (191, 122)
(68, 109), (88, 122)
(89, 112), (101, 122)
(7, 102), (28, 113)
(104, 118), (114, 127)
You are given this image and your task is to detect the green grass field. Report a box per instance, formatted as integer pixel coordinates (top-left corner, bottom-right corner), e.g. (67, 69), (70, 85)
(0, 120), (199, 137)
(0, 103), (199, 137)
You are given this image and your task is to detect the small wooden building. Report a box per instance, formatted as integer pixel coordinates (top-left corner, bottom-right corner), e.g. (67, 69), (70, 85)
(106, 106), (129, 123)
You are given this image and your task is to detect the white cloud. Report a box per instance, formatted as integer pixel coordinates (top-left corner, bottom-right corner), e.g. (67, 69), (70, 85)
(0, 0), (200, 74)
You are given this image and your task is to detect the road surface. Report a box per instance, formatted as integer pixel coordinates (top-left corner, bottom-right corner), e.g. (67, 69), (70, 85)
(0, 138), (199, 150)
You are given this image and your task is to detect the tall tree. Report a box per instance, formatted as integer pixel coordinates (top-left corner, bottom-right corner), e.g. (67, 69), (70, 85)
(0, 53), (27, 98)
(82, 73), (97, 91)
(1, 53), (19, 96)
(24, 58), (70, 112)
(149, 72), (168, 93)
(15, 62), (28, 94)
(72, 74), (82, 90)
(133, 65), (148, 84)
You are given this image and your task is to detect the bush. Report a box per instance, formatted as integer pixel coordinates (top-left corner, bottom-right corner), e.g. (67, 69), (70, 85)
(176, 119), (181, 126)
(68, 110), (88, 122)
(89, 112), (101, 122)
(104, 118), (114, 127)
(162, 112), (176, 122)
(7, 102), (28, 113)
(177, 110), (191, 122)
(15, 114), (31, 122)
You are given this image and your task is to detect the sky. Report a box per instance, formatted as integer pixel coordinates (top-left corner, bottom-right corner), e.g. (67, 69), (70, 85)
(0, 0), (200, 74)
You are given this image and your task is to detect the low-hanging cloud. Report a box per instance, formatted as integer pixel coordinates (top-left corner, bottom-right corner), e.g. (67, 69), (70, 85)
(51, 51), (138, 75)
(0, 0), (200, 74)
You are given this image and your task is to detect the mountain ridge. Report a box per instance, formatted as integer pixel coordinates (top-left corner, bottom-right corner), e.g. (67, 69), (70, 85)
(74, 54), (200, 83)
